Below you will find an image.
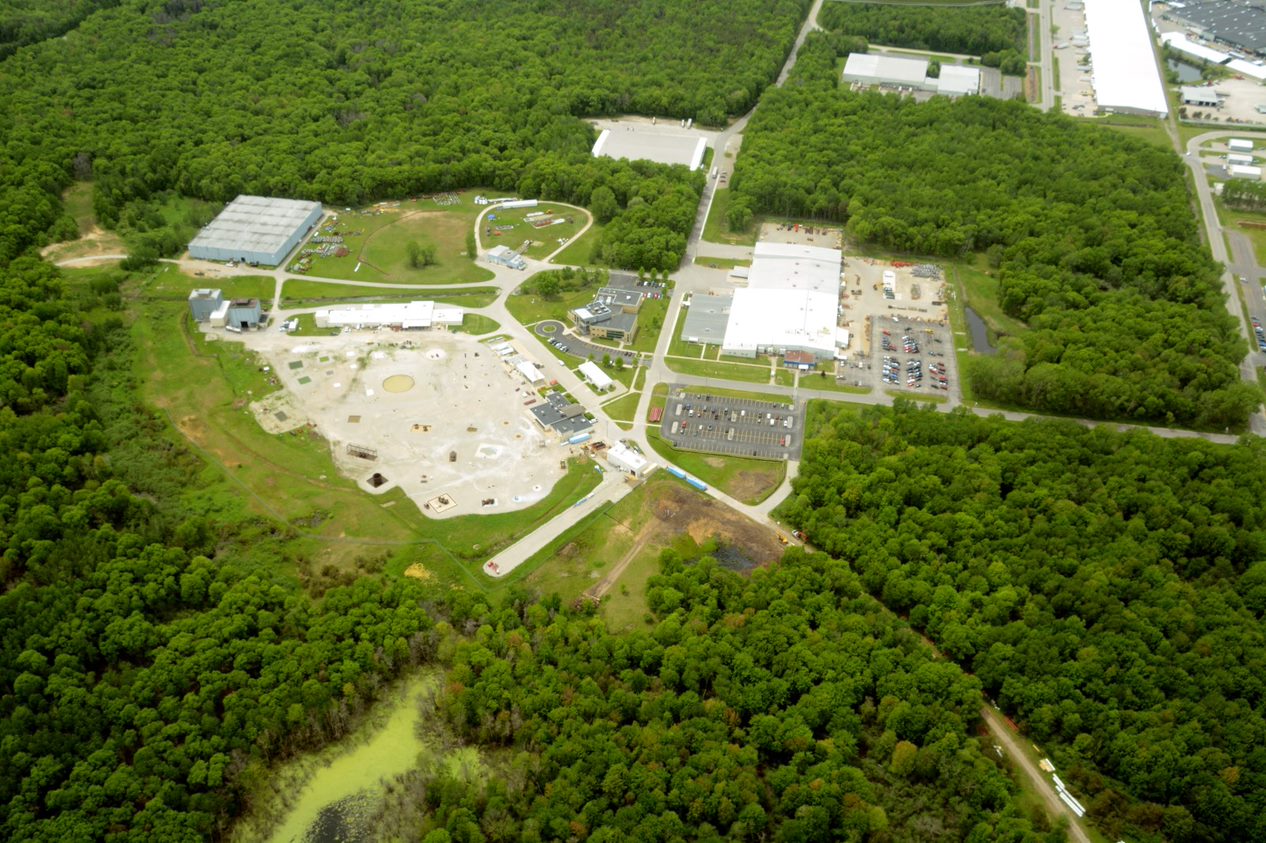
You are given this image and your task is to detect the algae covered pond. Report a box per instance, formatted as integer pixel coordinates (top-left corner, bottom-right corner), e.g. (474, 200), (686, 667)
(234, 674), (439, 843)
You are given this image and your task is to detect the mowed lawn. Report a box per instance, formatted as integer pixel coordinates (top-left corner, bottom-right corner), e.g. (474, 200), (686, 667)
(280, 279), (499, 308)
(482, 203), (589, 260)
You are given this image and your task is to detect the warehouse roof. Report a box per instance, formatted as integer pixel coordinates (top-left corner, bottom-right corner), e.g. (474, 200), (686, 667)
(1174, 0), (1266, 54)
(1083, 0), (1168, 116)
(315, 300), (463, 329)
(1181, 85), (1220, 102)
(189, 195), (322, 257)
(578, 360), (614, 391)
(843, 53), (928, 87)
(747, 242), (842, 295)
(722, 289), (837, 357)
(681, 293), (733, 344)
(937, 65), (980, 96)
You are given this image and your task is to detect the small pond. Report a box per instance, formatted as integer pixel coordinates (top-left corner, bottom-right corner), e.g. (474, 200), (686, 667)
(964, 307), (997, 355)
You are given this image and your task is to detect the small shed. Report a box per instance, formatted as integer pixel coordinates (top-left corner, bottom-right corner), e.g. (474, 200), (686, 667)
(486, 245), (526, 270)
(1230, 138), (1255, 152)
(188, 288), (223, 322)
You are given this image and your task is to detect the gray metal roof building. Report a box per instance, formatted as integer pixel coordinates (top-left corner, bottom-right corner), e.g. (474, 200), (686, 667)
(1174, 1), (1266, 55)
(681, 293), (733, 345)
(188, 195), (323, 266)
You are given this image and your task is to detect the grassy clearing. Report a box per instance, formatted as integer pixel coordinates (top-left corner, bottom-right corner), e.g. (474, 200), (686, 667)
(481, 202), (588, 260)
(505, 281), (601, 326)
(798, 369), (873, 394)
(132, 284), (600, 587)
(1093, 115), (1169, 151)
(701, 188), (757, 246)
(628, 294), (669, 353)
(298, 190), (494, 285)
(601, 391), (642, 421)
(549, 219), (605, 266)
(951, 260), (1027, 339)
(140, 264), (275, 303)
(64, 181), (97, 234)
(694, 256), (751, 269)
(667, 356), (772, 384)
(645, 425), (786, 504)
(280, 280), (498, 309)
(450, 313), (501, 335)
(670, 384), (794, 405)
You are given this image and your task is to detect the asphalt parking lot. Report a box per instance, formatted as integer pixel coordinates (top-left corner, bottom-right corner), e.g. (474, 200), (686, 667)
(660, 386), (802, 460)
(868, 315), (957, 396)
(534, 320), (640, 367)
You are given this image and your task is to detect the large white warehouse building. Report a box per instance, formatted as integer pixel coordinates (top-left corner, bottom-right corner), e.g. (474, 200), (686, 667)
(189, 195), (323, 266)
(719, 242), (844, 360)
(1083, 0), (1168, 117)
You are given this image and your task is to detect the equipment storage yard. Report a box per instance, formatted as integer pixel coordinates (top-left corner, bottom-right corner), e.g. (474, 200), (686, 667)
(219, 328), (567, 518)
(661, 387), (803, 461)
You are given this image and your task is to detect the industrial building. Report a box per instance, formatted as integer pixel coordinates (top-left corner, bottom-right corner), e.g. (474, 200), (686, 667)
(1082, 0), (1168, 116)
(529, 391), (593, 436)
(188, 195), (323, 266)
(485, 245), (527, 270)
(720, 288), (839, 359)
(1168, 0), (1266, 57)
(577, 360), (615, 392)
(745, 242), (843, 294)
(592, 125), (708, 170)
(313, 301), (464, 330)
(842, 53), (980, 97)
(605, 441), (648, 477)
(188, 288), (223, 322)
(206, 299), (263, 330)
(680, 293), (732, 345)
(1230, 164), (1263, 180)
(1182, 86), (1222, 108)
(571, 286), (643, 342)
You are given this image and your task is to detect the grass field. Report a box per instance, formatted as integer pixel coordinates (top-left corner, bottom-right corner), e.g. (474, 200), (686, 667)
(1098, 118), (1174, 151)
(504, 279), (602, 326)
(601, 390), (642, 421)
(701, 188), (758, 246)
(549, 219), (605, 266)
(667, 356), (772, 384)
(450, 313), (501, 335)
(628, 294), (669, 353)
(131, 281), (601, 588)
(481, 203), (589, 260)
(645, 424), (786, 504)
(141, 264), (275, 303)
(299, 190), (496, 285)
(668, 384), (793, 405)
(951, 260), (1027, 340)
(280, 280), (499, 309)
(287, 312), (341, 336)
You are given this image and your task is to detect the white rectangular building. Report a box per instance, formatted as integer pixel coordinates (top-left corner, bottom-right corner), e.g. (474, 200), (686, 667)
(1083, 0), (1168, 116)
(577, 360), (615, 392)
(1230, 138), (1256, 152)
(721, 288), (838, 359)
(936, 65), (981, 97)
(1228, 153), (1255, 166)
(314, 301), (463, 330)
(843, 53), (928, 89)
(606, 441), (648, 477)
(1181, 86), (1220, 108)
(1229, 164), (1263, 180)
(747, 242), (843, 294)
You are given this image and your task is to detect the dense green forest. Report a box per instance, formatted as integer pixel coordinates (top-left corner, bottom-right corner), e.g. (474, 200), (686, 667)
(781, 401), (1266, 843)
(731, 35), (1255, 427)
(408, 551), (1060, 841)
(0, 0), (118, 58)
(0, 0), (810, 271)
(819, 3), (1028, 73)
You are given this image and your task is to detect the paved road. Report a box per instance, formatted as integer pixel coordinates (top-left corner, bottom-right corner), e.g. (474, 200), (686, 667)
(981, 706), (1092, 843)
(1184, 130), (1266, 436)
(1030, 0), (1055, 112)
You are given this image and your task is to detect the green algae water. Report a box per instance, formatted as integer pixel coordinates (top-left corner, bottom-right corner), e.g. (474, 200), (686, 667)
(239, 674), (436, 843)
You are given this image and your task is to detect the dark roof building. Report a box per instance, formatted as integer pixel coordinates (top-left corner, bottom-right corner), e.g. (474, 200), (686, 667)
(1174, 1), (1266, 55)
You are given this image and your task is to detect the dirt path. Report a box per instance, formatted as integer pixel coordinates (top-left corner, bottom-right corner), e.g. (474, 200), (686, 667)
(980, 706), (1091, 843)
(584, 529), (653, 603)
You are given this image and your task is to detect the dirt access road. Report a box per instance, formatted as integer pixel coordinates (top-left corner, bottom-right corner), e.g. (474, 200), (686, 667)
(980, 706), (1092, 843)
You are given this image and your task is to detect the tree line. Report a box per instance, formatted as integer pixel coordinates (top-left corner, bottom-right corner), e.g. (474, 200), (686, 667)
(730, 34), (1256, 428)
(0, 0), (811, 272)
(819, 1), (1027, 72)
(781, 400), (1266, 843)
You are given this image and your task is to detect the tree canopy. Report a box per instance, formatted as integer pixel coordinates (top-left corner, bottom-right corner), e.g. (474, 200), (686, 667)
(781, 400), (1266, 842)
(819, 2), (1027, 60)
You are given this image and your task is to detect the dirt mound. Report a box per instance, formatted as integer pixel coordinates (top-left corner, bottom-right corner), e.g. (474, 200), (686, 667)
(403, 563), (432, 581)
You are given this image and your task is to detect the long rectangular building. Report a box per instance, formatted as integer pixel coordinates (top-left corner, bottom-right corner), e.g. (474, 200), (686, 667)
(1083, 0), (1168, 117)
(746, 242), (843, 294)
(721, 288), (838, 359)
(189, 195), (323, 265)
(314, 301), (463, 330)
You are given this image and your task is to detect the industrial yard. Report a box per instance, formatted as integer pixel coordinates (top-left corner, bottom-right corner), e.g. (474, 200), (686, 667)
(220, 327), (571, 519)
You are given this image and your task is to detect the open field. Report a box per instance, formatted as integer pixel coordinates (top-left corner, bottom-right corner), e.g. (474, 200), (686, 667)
(142, 264), (276, 302)
(297, 191), (495, 284)
(41, 182), (128, 263)
(505, 280), (602, 326)
(601, 391), (642, 421)
(516, 474), (788, 630)
(701, 188), (758, 246)
(1095, 116), (1174, 151)
(481, 202), (588, 260)
(951, 260), (1027, 339)
(280, 280), (498, 309)
(450, 313), (501, 335)
(549, 219), (605, 266)
(667, 356), (772, 383)
(131, 286), (600, 586)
